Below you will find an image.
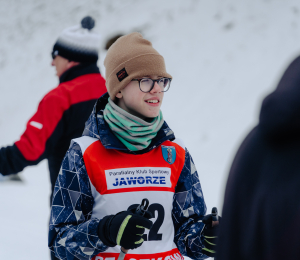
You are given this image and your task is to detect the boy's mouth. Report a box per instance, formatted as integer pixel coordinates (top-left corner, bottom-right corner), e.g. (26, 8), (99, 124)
(145, 99), (159, 103)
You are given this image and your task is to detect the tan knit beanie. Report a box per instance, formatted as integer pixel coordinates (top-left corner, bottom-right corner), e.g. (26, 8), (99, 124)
(104, 32), (172, 100)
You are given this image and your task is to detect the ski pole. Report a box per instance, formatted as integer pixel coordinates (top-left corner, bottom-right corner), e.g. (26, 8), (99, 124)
(211, 207), (219, 227)
(117, 198), (150, 260)
(211, 207), (219, 259)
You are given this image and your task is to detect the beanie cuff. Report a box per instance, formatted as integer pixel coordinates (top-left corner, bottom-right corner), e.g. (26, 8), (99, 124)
(53, 42), (98, 63)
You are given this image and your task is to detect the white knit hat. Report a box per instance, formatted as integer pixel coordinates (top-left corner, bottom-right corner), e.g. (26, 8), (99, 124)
(52, 16), (101, 63)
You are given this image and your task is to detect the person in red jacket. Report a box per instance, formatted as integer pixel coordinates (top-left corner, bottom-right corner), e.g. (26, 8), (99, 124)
(0, 16), (107, 206)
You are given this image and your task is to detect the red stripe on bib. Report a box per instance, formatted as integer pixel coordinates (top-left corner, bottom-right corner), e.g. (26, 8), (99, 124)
(92, 248), (184, 260)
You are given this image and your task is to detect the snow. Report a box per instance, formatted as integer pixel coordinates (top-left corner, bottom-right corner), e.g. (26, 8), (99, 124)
(1, 0), (300, 259)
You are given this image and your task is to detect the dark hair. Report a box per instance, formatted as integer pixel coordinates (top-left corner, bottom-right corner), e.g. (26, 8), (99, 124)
(105, 34), (124, 50)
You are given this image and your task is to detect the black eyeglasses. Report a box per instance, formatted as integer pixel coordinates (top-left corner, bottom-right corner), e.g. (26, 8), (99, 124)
(132, 77), (172, 93)
(51, 50), (59, 60)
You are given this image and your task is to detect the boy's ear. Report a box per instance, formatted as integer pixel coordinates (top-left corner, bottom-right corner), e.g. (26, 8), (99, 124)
(116, 91), (123, 99)
(66, 61), (80, 71)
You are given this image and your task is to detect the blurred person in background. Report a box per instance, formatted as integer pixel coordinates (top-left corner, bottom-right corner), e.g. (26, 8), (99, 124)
(217, 56), (300, 259)
(0, 16), (107, 260)
(0, 16), (106, 204)
(48, 32), (220, 260)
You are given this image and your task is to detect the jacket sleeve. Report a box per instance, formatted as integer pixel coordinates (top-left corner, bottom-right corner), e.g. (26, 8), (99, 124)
(172, 148), (208, 260)
(0, 91), (65, 175)
(48, 141), (108, 260)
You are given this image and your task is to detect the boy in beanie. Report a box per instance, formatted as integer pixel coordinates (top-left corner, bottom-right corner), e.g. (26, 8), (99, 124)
(49, 33), (219, 260)
(0, 16), (106, 204)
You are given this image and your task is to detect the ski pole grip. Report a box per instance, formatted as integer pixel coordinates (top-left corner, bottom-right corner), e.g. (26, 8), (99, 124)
(117, 199), (150, 260)
(135, 198), (149, 216)
(211, 207), (219, 227)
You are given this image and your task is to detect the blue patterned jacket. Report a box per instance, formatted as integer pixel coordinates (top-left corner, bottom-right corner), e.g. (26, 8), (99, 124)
(48, 93), (208, 260)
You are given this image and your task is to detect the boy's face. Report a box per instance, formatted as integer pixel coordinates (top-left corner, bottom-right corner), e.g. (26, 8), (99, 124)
(116, 76), (164, 120)
(51, 55), (79, 78)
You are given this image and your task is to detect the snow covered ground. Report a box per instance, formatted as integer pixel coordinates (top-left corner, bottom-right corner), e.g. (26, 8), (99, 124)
(1, 0), (300, 259)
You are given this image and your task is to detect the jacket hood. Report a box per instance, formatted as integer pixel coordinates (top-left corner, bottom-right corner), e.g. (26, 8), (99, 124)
(82, 93), (175, 152)
(259, 56), (300, 141)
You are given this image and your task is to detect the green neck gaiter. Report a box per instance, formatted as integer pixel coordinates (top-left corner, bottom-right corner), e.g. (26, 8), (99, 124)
(103, 98), (164, 151)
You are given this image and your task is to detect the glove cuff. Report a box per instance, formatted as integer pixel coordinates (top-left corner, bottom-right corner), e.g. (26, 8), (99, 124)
(97, 215), (117, 247)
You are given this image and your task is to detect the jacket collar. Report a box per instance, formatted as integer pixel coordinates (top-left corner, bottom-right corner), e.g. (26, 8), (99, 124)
(83, 93), (176, 154)
(59, 62), (100, 84)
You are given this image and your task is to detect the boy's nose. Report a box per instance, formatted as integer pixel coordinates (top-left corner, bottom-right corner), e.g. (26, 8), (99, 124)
(150, 82), (161, 93)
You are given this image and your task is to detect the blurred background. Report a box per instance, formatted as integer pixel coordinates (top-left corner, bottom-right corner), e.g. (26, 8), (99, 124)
(1, 0), (300, 259)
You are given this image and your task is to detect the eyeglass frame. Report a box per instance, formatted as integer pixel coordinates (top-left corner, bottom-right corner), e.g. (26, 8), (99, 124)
(131, 77), (172, 93)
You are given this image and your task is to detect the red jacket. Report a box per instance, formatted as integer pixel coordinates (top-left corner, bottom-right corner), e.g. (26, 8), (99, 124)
(0, 63), (107, 201)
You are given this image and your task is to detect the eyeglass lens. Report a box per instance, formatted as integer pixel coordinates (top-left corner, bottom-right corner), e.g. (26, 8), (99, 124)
(140, 78), (171, 92)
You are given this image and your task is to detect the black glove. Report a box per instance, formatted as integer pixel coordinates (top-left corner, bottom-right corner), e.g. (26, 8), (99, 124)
(201, 213), (221, 257)
(98, 208), (153, 249)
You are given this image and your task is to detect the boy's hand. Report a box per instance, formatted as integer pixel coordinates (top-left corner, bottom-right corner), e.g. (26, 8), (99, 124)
(98, 208), (153, 250)
(201, 208), (221, 257)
